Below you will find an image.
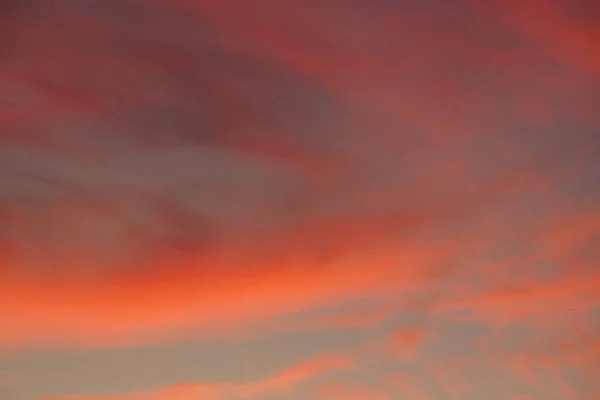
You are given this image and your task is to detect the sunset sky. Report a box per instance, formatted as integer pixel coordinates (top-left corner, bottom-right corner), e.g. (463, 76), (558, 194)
(0, 0), (599, 399)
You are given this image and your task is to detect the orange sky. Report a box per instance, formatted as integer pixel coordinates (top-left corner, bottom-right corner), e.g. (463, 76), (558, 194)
(0, 0), (599, 399)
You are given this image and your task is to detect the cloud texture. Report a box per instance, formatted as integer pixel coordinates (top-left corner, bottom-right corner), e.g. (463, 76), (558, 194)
(0, 0), (598, 399)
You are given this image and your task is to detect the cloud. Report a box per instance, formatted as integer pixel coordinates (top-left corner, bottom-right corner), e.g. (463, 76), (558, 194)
(318, 380), (389, 400)
(38, 354), (355, 400)
(472, 0), (600, 72)
(389, 327), (429, 359)
(0, 0), (599, 399)
(0, 229), (448, 348)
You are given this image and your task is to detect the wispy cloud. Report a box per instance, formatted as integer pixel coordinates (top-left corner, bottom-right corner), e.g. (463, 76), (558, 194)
(0, 0), (598, 399)
(38, 354), (354, 400)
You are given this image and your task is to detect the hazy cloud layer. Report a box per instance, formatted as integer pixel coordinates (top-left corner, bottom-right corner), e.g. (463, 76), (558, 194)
(0, 0), (598, 399)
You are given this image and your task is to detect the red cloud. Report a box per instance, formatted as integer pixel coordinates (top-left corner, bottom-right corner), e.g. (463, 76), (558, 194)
(472, 0), (600, 72)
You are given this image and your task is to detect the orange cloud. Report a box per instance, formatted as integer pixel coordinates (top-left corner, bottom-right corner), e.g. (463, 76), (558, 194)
(39, 354), (355, 400)
(0, 228), (447, 348)
(389, 327), (429, 359)
(386, 373), (430, 400)
(318, 381), (389, 400)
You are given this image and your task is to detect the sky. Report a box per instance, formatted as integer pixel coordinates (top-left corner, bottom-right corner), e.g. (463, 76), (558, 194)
(0, 0), (599, 399)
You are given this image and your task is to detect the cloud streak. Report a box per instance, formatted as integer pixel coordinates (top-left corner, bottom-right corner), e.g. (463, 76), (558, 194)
(38, 354), (355, 400)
